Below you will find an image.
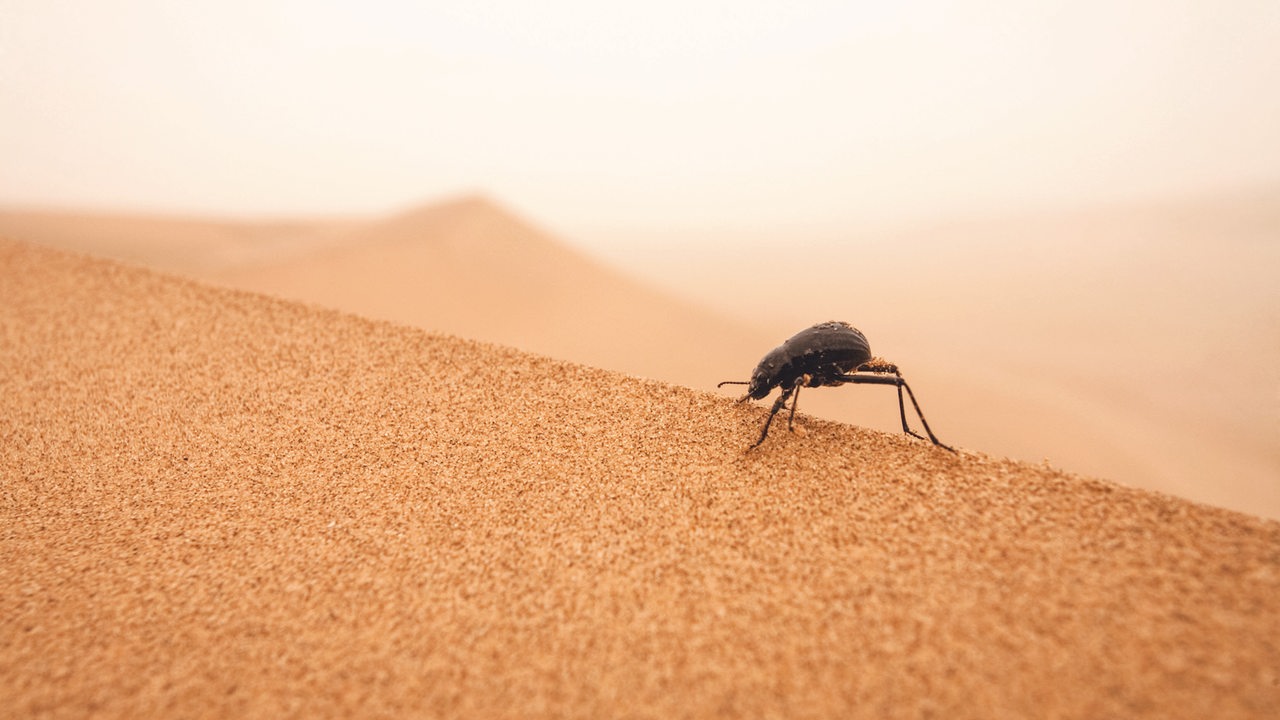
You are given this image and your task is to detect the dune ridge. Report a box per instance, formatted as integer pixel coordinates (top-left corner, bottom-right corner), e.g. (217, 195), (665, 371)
(3, 239), (1278, 718)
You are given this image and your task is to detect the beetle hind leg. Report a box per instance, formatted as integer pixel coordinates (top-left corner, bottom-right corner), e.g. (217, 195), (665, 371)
(835, 371), (956, 452)
(893, 376), (929, 441)
(857, 360), (932, 442)
(897, 379), (954, 451)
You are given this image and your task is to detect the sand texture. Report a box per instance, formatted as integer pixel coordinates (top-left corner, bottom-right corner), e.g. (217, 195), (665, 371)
(3, 239), (1279, 718)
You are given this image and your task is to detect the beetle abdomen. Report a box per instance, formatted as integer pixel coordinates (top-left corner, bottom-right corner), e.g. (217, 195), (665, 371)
(782, 321), (872, 372)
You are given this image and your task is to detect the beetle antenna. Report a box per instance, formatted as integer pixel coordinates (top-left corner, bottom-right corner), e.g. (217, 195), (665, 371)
(718, 379), (754, 404)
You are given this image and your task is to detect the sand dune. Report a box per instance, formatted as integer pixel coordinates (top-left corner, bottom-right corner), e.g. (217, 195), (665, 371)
(2, 193), (1276, 521)
(3, 240), (1279, 718)
(0, 198), (768, 391)
(213, 196), (768, 388)
(0, 207), (360, 276)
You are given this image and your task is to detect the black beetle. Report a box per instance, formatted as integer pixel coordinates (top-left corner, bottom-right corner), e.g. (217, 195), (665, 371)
(719, 321), (955, 451)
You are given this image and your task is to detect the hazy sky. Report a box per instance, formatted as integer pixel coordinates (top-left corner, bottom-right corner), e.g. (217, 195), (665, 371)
(3, 1), (1278, 240)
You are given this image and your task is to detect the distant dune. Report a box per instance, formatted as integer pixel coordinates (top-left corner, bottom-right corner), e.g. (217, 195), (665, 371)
(2, 191), (1276, 521)
(213, 196), (768, 388)
(3, 240), (1278, 718)
(0, 197), (766, 390)
(0, 207), (360, 275)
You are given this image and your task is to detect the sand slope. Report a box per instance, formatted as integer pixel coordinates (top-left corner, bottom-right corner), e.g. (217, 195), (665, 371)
(4, 194), (1275, 520)
(3, 239), (1278, 718)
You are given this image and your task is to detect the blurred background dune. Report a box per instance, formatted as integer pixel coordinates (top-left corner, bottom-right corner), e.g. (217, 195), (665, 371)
(1, 1), (1277, 517)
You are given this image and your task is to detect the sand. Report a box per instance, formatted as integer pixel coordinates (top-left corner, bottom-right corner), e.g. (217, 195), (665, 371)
(3, 239), (1278, 718)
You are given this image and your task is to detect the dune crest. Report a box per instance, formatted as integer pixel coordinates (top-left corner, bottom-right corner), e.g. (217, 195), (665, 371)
(3, 239), (1278, 718)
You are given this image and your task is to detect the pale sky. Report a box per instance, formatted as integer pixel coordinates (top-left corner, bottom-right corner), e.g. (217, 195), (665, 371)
(2, 1), (1278, 241)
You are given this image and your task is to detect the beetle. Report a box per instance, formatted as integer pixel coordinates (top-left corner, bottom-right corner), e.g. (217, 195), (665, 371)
(718, 321), (955, 451)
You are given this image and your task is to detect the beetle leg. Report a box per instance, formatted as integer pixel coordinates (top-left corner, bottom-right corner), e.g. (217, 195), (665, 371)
(835, 373), (955, 452)
(896, 379), (952, 451)
(903, 380), (953, 450)
(893, 375), (929, 441)
(863, 364), (928, 440)
(751, 385), (795, 449)
(787, 383), (802, 431)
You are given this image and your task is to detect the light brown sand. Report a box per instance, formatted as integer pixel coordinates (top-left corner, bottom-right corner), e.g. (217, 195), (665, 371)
(3, 239), (1279, 718)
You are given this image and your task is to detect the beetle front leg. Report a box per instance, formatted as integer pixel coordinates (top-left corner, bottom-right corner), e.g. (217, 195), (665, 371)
(751, 386), (795, 448)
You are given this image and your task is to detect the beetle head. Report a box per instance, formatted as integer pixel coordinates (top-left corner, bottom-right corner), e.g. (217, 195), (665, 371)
(745, 360), (779, 400)
(747, 351), (783, 399)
